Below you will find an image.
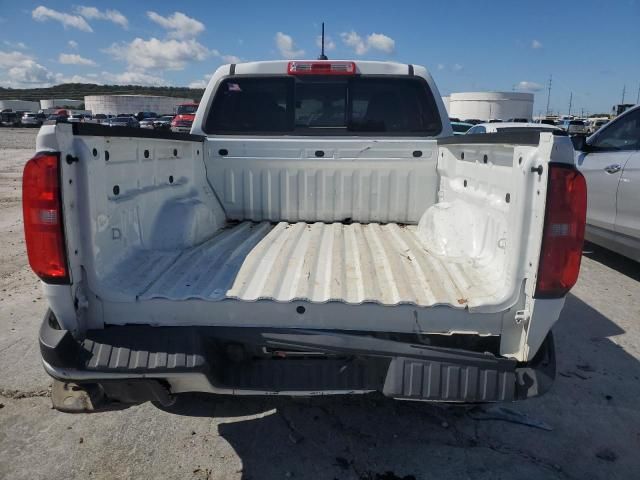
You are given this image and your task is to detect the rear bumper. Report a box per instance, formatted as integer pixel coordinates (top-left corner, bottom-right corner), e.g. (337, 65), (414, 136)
(39, 310), (555, 406)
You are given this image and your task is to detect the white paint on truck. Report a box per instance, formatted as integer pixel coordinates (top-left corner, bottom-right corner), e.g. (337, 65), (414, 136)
(27, 61), (587, 406)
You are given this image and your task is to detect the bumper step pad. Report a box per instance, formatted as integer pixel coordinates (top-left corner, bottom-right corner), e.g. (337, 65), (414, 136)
(383, 357), (515, 402)
(41, 312), (553, 403)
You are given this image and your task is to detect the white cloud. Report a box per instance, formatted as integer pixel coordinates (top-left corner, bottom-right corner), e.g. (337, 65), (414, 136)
(341, 31), (367, 55)
(275, 32), (304, 58)
(0, 50), (32, 69)
(188, 78), (209, 88)
(366, 33), (395, 53)
(58, 53), (97, 66)
(0, 48), (169, 88)
(57, 73), (98, 84)
(340, 31), (396, 55)
(68, 40), (78, 49)
(221, 54), (241, 64)
(0, 50), (57, 87)
(315, 35), (336, 51)
(56, 71), (167, 86)
(3, 41), (27, 50)
(8, 62), (56, 86)
(105, 37), (211, 71)
(76, 6), (128, 29)
(101, 71), (167, 86)
(189, 70), (219, 89)
(436, 64), (464, 72)
(32, 6), (93, 32)
(146, 11), (204, 39)
(531, 39), (543, 49)
(516, 80), (543, 92)
(188, 53), (241, 88)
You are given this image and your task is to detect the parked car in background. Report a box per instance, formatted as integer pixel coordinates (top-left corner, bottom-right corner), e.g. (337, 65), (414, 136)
(136, 111), (158, 121)
(466, 122), (562, 135)
(559, 119), (588, 135)
(537, 119), (557, 126)
(171, 103), (199, 132)
(1, 110), (27, 127)
(153, 115), (174, 130)
(21, 112), (46, 127)
(67, 114), (85, 123)
(139, 118), (156, 129)
(448, 117), (461, 122)
(588, 118), (609, 134)
(507, 118), (529, 123)
(573, 104), (640, 261)
(91, 114), (108, 124)
(105, 116), (139, 128)
(46, 113), (68, 123)
(450, 121), (473, 135)
(488, 119), (503, 123)
(463, 118), (483, 125)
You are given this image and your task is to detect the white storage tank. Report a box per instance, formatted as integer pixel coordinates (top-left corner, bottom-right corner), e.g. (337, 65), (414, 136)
(0, 99), (40, 112)
(84, 95), (195, 116)
(448, 92), (534, 121)
(40, 98), (84, 110)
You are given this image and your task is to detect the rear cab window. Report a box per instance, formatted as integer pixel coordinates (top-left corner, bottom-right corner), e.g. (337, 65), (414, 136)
(204, 75), (442, 136)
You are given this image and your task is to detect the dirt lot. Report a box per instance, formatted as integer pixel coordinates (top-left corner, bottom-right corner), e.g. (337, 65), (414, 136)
(0, 128), (639, 480)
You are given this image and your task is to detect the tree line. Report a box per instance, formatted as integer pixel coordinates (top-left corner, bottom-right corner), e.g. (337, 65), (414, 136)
(0, 83), (205, 102)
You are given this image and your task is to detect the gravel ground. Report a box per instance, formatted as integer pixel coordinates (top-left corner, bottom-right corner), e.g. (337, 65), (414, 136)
(0, 128), (639, 480)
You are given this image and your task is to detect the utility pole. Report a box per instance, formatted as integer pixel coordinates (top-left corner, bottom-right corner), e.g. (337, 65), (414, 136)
(545, 75), (552, 116)
(568, 92), (573, 116)
(621, 84), (626, 104)
(636, 83), (639, 104)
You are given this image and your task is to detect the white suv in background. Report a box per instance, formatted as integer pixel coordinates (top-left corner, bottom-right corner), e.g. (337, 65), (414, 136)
(574, 105), (640, 261)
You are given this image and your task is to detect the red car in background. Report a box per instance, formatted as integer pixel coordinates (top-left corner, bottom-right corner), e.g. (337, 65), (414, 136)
(171, 103), (199, 133)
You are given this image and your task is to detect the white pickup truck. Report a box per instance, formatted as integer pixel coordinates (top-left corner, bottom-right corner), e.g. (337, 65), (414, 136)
(26, 60), (587, 412)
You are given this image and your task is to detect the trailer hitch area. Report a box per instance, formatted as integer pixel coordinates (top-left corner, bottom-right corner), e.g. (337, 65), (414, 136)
(51, 379), (175, 413)
(51, 380), (107, 413)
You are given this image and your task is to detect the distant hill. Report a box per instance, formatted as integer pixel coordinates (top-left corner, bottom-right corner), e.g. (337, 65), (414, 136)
(0, 83), (205, 102)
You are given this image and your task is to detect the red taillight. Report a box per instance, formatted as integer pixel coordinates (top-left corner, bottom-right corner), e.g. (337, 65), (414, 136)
(534, 163), (587, 298)
(287, 61), (356, 76)
(22, 152), (69, 284)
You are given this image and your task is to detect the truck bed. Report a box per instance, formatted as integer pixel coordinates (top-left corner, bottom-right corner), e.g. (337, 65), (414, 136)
(103, 220), (501, 307)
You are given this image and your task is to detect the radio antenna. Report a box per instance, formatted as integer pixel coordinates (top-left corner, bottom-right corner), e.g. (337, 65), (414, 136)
(318, 22), (328, 60)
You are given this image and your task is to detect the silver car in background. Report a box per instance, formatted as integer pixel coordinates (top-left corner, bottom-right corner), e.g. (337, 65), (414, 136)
(465, 122), (562, 134)
(139, 118), (156, 129)
(20, 112), (46, 127)
(573, 104), (640, 261)
(559, 119), (589, 135)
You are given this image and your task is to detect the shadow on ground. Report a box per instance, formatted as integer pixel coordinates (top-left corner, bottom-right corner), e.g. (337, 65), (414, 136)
(159, 249), (640, 480)
(582, 241), (640, 282)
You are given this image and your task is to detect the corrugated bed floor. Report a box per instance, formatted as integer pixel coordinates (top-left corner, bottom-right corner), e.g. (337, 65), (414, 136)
(107, 221), (500, 307)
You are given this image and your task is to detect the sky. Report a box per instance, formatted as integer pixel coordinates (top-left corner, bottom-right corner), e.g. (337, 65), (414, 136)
(1, 0), (639, 115)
